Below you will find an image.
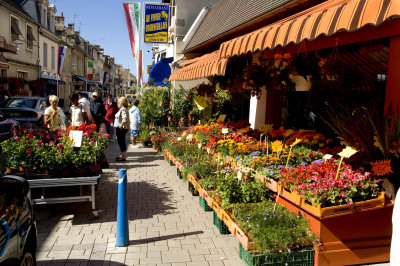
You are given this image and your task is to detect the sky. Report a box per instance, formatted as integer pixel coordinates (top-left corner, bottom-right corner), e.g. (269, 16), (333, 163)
(52, 0), (161, 82)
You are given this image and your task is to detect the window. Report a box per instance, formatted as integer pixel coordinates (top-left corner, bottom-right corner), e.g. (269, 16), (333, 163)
(51, 46), (55, 70)
(26, 24), (35, 50)
(43, 43), (48, 68)
(17, 71), (27, 80)
(10, 16), (22, 42)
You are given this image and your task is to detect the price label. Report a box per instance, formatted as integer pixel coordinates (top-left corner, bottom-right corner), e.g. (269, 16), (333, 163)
(222, 128), (229, 134)
(69, 130), (83, 147)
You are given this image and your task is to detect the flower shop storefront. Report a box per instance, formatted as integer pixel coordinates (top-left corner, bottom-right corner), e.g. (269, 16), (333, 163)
(165, 0), (400, 265)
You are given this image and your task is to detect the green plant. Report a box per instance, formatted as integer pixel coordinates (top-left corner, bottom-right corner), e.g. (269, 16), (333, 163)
(138, 88), (170, 127)
(216, 177), (272, 209)
(172, 86), (194, 126)
(232, 201), (315, 252)
(139, 126), (151, 142)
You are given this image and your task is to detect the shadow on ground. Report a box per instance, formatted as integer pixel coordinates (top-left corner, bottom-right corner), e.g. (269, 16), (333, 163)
(34, 178), (176, 224)
(129, 231), (203, 245)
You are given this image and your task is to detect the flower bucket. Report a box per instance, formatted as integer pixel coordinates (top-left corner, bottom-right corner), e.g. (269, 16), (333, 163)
(75, 168), (85, 176)
(5, 168), (16, 174)
(25, 169), (36, 174)
(89, 164), (101, 173)
(61, 169), (71, 177)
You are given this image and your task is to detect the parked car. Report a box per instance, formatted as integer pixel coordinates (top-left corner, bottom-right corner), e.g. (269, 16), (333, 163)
(0, 97), (47, 127)
(0, 111), (19, 142)
(0, 174), (37, 265)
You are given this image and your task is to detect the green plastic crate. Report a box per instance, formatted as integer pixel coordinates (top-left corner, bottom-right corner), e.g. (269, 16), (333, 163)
(199, 196), (212, 212)
(188, 182), (199, 196)
(213, 211), (230, 235)
(239, 243), (314, 266)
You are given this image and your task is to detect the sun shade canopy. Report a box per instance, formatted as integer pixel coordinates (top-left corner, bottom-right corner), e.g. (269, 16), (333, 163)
(219, 0), (400, 59)
(169, 51), (228, 81)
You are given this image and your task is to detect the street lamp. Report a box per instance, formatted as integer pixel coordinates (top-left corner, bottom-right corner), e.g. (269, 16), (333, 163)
(12, 40), (23, 51)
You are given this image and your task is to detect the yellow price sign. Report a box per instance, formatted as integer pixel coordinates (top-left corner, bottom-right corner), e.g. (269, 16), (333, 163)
(194, 95), (208, 110)
(259, 124), (273, 133)
(217, 114), (226, 123)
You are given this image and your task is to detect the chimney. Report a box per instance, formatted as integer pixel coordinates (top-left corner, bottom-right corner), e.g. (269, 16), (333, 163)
(68, 23), (74, 31)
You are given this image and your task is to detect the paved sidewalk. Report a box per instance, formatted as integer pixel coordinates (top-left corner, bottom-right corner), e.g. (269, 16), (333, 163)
(35, 140), (245, 266)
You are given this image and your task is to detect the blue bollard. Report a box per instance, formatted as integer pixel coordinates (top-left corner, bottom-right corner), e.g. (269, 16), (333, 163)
(116, 168), (129, 246)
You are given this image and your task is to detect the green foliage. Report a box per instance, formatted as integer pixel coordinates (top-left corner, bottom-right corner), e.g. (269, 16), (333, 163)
(232, 201), (316, 252)
(138, 88), (170, 127)
(198, 175), (225, 191)
(186, 164), (217, 179)
(139, 126), (151, 142)
(216, 177), (272, 209)
(172, 86), (194, 126)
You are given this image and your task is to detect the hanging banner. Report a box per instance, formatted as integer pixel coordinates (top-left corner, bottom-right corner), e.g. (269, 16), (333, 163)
(144, 4), (169, 44)
(87, 60), (94, 80)
(123, 2), (141, 81)
(57, 46), (67, 75)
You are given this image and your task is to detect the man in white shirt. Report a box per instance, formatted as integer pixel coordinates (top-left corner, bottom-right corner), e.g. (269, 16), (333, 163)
(78, 92), (93, 123)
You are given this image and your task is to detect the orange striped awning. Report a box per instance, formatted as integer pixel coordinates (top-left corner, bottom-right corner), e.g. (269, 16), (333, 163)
(169, 51), (228, 81)
(219, 0), (400, 59)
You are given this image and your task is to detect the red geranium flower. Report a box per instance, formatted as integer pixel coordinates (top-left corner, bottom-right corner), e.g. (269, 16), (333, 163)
(26, 148), (33, 154)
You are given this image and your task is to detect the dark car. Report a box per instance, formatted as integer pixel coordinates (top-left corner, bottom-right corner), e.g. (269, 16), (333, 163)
(0, 97), (47, 127)
(0, 174), (37, 265)
(0, 111), (19, 142)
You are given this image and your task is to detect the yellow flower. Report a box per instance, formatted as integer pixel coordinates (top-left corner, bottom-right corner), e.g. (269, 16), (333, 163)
(271, 140), (283, 153)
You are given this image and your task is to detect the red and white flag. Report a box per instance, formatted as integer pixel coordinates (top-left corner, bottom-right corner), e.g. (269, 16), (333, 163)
(123, 2), (141, 82)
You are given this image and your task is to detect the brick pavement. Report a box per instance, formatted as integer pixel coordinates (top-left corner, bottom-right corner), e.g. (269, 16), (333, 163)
(34, 139), (245, 266)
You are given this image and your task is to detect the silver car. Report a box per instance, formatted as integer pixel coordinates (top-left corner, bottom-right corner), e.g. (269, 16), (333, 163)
(0, 97), (47, 127)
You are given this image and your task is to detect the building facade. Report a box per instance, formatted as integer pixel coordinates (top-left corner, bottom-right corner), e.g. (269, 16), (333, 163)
(0, 0), (40, 96)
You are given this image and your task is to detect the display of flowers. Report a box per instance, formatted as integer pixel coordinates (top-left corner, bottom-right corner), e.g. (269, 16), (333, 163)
(1, 124), (108, 176)
(279, 160), (381, 207)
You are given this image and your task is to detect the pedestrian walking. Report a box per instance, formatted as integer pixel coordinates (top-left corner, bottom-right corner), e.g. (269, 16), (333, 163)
(104, 93), (118, 142)
(69, 92), (87, 127)
(115, 96), (130, 161)
(129, 99), (142, 148)
(90, 91), (106, 132)
(44, 95), (66, 125)
(77, 91), (92, 123)
(43, 95), (64, 129)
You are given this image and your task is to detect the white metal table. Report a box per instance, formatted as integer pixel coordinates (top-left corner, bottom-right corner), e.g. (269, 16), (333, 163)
(27, 175), (100, 215)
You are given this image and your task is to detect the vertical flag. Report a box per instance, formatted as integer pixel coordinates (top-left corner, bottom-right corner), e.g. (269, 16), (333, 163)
(57, 46), (67, 75)
(87, 60), (94, 80)
(123, 2), (141, 82)
(103, 71), (108, 84)
(139, 50), (143, 82)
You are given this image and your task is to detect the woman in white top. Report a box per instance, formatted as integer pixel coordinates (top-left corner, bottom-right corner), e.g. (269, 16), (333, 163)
(69, 92), (88, 126)
(115, 97), (130, 161)
(44, 95), (63, 129)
